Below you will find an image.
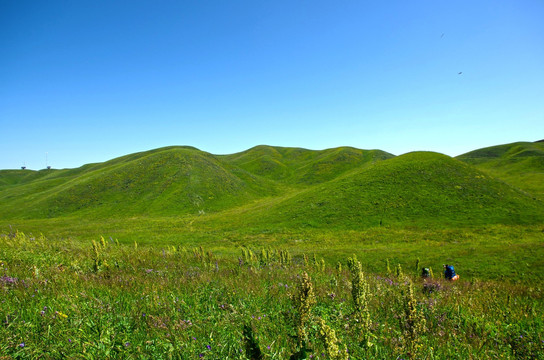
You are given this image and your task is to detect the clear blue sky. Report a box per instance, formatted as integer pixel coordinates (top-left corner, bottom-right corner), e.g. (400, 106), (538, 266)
(1, 0), (543, 170)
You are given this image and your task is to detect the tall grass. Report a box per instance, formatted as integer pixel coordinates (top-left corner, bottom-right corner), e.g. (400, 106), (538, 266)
(1, 231), (543, 359)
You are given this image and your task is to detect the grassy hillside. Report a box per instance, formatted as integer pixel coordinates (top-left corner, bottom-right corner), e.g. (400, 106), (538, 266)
(225, 151), (544, 230)
(1, 145), (543, 230)
(220, 145), (394, 185)
(0, 169), (53, 188)
(457, 141), (544, 199)
(0, 147), (281, 219)
(0, 145), (395, 220)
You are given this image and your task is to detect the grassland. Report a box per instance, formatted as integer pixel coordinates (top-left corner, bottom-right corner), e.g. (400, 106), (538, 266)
(1, 141), (544, 358)
(1, 231), (543, 359)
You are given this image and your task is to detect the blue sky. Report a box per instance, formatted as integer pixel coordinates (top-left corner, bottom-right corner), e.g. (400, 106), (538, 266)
(1, 0), (543, 170)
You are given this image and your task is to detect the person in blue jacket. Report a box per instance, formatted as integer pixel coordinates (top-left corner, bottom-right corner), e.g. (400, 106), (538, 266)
(443, 264), (460, 281)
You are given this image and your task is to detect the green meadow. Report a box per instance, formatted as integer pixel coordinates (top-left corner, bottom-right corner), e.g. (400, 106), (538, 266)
(1, 141), (544, 358)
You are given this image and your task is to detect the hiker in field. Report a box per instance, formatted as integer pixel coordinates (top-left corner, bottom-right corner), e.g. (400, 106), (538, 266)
(421, 267), (431, 278)
(443, 264), (460, 281)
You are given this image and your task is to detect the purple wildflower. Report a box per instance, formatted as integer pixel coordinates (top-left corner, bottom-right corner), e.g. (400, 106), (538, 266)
(206, 345), (211, 350)
(19, 342), (25, 348)
(0, 276), (18, 285)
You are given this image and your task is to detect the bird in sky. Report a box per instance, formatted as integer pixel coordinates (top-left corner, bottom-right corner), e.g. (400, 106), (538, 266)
(458, 72), (463, 75)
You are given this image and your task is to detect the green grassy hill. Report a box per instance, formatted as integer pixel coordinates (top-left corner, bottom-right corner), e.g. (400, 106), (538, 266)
(456, 141), (544, 199)
(1, 144), (543, 231)
(0, 145), (394, 220)
(220, 145), (394, 185)
(229, 151), (544, 230)
(0, 147), (281, 219)
(0, 169), (53, 188)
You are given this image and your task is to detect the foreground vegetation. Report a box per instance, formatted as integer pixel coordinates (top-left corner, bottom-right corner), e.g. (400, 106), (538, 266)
(2, 230), (543, 359)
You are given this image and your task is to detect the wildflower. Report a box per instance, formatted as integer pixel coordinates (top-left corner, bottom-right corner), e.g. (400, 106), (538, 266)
(57, 311), (68, 319)
(401, 280), (426, 356)
(199, 354), (203, 358)
(19, 342), (25, 348)
(293, 272), (316, 346)
(124, 342), (130, 347)
(206, 345), (211, 350)
(0, 276), (18, 285)
(68, 339), (72, 343)
(318, 318), (348, 360)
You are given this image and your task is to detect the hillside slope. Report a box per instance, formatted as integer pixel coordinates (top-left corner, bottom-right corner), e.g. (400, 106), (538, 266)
(0, 147), (280, 219)
(1, 145), (542, 230)
(457, 141), (544, 199)
(220, 145), (394, 185)
(229, 152), (544, 229)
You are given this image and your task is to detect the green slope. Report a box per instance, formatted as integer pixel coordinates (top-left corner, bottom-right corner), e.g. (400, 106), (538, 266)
(0, 147), (280, 219)
(1, 145), (542, 230)
(0, 145), (392, 219)
(220, 145), (394, 185)
(456, 141), (544, 199)
(0, 169), (56, 188)
(228, 152), (544, 229)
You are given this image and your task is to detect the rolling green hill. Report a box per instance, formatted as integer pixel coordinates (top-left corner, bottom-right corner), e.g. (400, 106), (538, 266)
(1, 144), (543, 231)
(224, 151), (544, 230)
(0, 147), (281, 219)
(0, 169), (53, 188)
(0, 145), (393, 220)
(220, 145), (394, 185)
(456, 141), (544, 199)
